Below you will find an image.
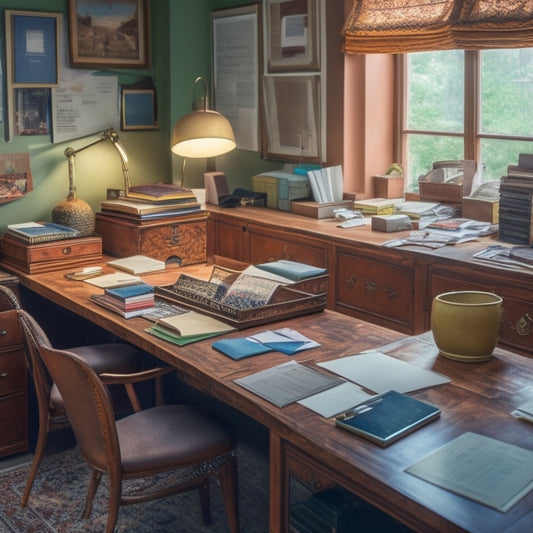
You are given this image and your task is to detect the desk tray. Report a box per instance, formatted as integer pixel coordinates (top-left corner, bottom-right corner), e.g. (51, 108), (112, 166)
(155, 281), (326, 330)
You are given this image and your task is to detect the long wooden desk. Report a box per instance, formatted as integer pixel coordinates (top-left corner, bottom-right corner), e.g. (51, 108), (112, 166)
(5, 261), (533, 532)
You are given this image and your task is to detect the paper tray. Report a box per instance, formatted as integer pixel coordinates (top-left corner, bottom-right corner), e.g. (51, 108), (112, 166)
(154, 284), (327, 330)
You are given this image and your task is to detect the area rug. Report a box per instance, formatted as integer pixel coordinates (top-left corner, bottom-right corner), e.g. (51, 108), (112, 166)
(0, 441), (269, 533)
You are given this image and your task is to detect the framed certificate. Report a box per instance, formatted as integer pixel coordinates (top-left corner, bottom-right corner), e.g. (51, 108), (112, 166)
(5, 10), (61, 87)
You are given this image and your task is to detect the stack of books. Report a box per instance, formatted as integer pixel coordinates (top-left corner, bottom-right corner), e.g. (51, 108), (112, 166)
(5, 222), (80, 245)
(499, 154), (533, 245)
(352, 198), (396, 216)
(100, 183), (201, 222)
(90, 282), (155, 318)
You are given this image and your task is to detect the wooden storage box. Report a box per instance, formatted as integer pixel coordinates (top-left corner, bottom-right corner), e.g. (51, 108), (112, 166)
(291, 200), (353, 219)
(373, 175), (405, 199)
(95, 212), (208, 265)
(0, 234), (102, 274)
(418, 181), (464, 203)
(462, 197), (499, 224)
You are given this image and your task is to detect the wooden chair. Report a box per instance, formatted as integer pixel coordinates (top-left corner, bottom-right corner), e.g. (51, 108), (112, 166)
(4, 286), (166, 508)
(34, 323), (240, 533)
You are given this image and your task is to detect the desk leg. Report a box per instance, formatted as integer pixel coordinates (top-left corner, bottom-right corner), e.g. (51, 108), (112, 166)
(269, 432), (289, 533)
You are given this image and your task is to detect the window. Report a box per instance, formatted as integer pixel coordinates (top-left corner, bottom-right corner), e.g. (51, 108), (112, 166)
(401, 48), (533, 192)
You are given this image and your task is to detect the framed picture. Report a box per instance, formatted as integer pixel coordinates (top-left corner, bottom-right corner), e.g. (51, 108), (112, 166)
(266, 0), (320, 72)
(67, 0), (150, 69)
(122, 88), (157, 130)
(15, 88), (50, 136)
(212, 4), (261, 152)
(263, 74), (321, 162)
(5, 10), (61, 87)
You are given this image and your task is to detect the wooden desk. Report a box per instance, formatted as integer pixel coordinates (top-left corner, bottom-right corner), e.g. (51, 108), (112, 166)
(4, 261), (533, 532)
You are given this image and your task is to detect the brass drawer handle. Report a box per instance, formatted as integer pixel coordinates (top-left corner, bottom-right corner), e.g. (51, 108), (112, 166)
(62, 246), (72, 255)
(514, 313), (533, 336)
(385, 287), (398, 300)
(364, 280), (377, 294)
(0, 372), (8, 378)
(0, 329), (7, 336)
(345, 275), (357, 288)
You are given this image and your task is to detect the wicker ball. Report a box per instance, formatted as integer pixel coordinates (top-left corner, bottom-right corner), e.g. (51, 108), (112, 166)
(52, 197), (95, 235)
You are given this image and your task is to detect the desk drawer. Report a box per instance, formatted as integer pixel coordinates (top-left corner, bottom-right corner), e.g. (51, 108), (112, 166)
(0, 310), (21, 350)
(0, 392), (28, 454)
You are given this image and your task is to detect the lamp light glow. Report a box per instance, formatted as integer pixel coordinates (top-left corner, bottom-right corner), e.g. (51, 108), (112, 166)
(171, 77), (236, 186)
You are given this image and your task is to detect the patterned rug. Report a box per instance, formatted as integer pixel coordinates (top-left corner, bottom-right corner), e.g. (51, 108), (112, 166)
(0, 440), (269, 533)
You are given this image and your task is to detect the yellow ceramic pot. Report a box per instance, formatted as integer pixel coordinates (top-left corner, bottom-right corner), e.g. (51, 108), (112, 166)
(431, 291), (503, 362)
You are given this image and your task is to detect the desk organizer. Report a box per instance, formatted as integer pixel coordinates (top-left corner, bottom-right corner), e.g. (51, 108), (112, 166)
(155, 264), (327, 330)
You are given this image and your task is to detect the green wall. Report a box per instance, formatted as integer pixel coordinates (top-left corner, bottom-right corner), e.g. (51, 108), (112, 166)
(0, 0), (282, 233)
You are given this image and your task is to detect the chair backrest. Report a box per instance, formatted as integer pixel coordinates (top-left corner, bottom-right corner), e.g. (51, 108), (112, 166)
(0, 285), (21, 310)
(17, 309), (56, 416)
(17, 309), (120, 474)
(38, 342), (121, 475)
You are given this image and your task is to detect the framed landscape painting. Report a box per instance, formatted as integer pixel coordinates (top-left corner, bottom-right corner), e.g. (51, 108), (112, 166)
(68, 0), (150, 68)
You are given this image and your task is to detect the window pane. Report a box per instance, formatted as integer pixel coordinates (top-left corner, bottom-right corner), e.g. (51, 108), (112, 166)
(406, 134), (464, 191)
(407, 51), (464, 133)
(481, 49), (533, 136)
(480, 138), (533, 182)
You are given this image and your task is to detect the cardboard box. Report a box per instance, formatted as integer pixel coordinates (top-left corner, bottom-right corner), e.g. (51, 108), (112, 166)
(252, 172), (310, 211)
(371, 214), (412, 232)
(462, 197), (499, 224)
(373, 175), (405, 199)
(291, 200), (353, 219)
(95, 212), (208, 265)
(0, 234), (102, 274)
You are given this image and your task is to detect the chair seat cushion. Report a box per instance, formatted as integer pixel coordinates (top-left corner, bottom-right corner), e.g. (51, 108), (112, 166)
(116, 404), (236, 475)
(50, 343), (144, 408)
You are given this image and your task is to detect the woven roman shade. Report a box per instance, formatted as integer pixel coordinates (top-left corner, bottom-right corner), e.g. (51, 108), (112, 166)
(343, 0), (533, 54)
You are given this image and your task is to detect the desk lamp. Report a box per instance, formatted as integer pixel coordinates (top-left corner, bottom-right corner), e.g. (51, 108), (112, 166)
(52, 128), (131, 235)
(171, 77), (236, 187)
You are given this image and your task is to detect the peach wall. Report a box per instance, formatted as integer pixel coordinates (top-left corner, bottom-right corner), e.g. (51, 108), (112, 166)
(343, 54), (395, 196)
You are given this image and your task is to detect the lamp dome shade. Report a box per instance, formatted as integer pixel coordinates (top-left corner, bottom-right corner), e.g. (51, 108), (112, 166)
(171, 110), (236, 158)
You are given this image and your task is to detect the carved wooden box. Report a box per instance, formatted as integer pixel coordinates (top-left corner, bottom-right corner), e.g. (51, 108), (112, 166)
(95, 212), (208, 266)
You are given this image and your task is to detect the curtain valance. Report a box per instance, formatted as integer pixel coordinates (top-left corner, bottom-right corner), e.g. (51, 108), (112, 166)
(343, 1), (533, 54)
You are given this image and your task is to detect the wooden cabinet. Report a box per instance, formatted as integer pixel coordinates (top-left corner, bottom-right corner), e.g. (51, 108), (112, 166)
(0, 272), (29, 457)
(207, 206), (533, 357)
(428, 263), (533, 355)
(335, 245), (423, 334)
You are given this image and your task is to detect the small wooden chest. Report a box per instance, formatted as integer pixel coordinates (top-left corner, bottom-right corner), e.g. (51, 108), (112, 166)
(0, 235), (102, 274)
(94, 212), (208, 266)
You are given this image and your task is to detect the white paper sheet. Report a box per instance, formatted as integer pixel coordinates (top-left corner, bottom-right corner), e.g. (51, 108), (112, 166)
(318, 351), (450, 393)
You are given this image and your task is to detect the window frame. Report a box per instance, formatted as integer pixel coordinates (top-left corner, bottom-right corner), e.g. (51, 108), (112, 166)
(396, 49), (533, 189)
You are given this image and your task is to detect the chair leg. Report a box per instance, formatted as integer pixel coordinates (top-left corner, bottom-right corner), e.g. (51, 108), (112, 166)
(20, 416), (50, 507)
(217, 455), (240, 533)
(83, 470), (102, 519)
(198, 478), (211, 525)
(106, 474), (122, 533)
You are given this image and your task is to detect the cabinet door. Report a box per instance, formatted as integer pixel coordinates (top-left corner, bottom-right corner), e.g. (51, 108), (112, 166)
(335, 248), (418, 333)
(247, 223), (329, 267)
(207, 214), (247, 262)
(428, 265), (533, 356)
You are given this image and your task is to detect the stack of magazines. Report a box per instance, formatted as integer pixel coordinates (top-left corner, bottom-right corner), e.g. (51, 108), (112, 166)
(90, 282), (155, 318)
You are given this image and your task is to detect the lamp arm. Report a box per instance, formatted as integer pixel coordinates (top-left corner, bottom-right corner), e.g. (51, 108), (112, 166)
(63, 127), (131, 197)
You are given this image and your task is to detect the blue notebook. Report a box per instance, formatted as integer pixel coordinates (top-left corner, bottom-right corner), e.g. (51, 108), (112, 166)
(212, 338), (274, 360)
(105, 282), (154, 300)
(335, 390), (441, 447)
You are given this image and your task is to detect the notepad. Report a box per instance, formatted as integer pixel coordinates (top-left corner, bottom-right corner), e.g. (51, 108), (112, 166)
(107, 255), (166, 275)
(335, 390), (441, 447)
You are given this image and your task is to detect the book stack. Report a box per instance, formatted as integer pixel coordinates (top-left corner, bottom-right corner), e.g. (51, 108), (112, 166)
(100, 183), (201, 222)
(352, 198), (396, 216)
(90, 282), (155, 318)
(499, 154), (533, 245)
(5, 222), (80, 244)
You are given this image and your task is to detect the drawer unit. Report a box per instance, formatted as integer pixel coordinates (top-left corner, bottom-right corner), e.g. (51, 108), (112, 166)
(428, 265), (533, 356)
(0, 308), (29, 456)
(335, 248), (416, 333)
